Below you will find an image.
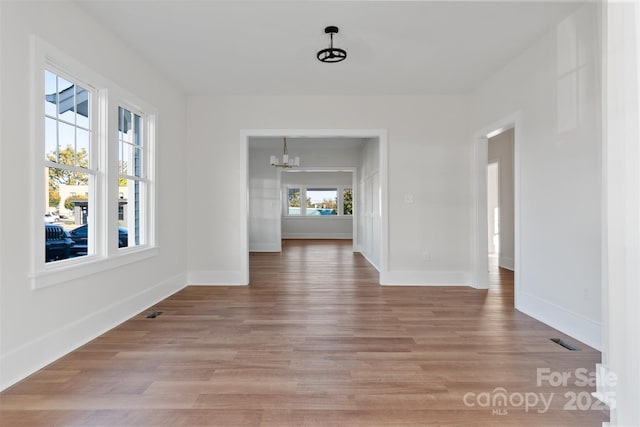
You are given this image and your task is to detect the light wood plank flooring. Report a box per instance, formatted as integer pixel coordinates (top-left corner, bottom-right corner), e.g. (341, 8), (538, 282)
(0, 240), (608, 426)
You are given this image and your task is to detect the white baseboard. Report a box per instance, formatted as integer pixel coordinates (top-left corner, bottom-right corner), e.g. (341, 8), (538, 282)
(380, 270), (471, 286)
(499, 256), (515, 271)
(358, 249), (380, 273)
(249, 242), (281, 252)
(188, 270), (247, 285)
(0, 273), (186, 392)
(282, 233), (352, 239)
(517, 291), (601, 351)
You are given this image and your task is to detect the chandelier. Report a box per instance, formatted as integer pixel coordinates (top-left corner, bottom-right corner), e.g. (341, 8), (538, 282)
(270, 137), (300, 168)
(317, 26), (347, 63)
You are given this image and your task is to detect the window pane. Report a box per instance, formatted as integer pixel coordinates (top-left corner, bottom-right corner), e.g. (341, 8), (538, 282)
(132, 147), (142, 177)
(45, 168), (90, 262)
(118, 178), (143, 248)
(287, 188), (301, 215)
(58, 122), (75, 164)
(76, 129), (90, 167)
(118, 106), (124, 142)
(121, 108), (132, 143)
(57, 76), (76, 124)
(134, 114), (142, 146)
(120, 142), (132, 175)
(306, 188), (337, 216)
(343, 188), (353, 215)
(44, 70), (57, 117)
(75, 86), (89, 128)
(45, 117), (57, 162)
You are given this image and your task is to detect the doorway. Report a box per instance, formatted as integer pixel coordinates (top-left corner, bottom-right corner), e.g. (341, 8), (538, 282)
(240, 129), (389, 285)
(488, 128), (515, 273)
(473, 114), (520, 306)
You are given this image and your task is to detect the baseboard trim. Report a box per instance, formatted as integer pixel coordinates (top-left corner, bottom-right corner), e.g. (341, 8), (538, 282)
(380, 270), (471, 286)
(0, 273), (186, 392)
(282, 233), (352, 239)
(499, 256), (515, 271)
(517, 291), (601, 351)
(358, 248), (380, 273)
(188, 270), (247, 285)
(249, 243), (281, 252)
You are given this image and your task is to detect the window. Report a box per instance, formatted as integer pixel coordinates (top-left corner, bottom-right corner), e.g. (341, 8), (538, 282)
(306, 188), (338, 216)
(33, 40), (157, 288)
(287, 187), (301, 215)
(118, 106), (147, 248)
(284, 186), (353, 217)
(342, 187), (353, 215)
(44, 69), (95, 262)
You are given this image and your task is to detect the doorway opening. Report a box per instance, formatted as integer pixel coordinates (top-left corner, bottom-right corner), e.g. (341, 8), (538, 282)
(473, 114), (520, 306)
(487, 161), (500, 259)
(487, 129), (515, 297)
(240, 130), (388, 286)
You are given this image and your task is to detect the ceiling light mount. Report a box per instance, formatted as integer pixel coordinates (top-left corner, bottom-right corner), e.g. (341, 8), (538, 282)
(317, 26), (347, 63)
(270, 137), (300, 168)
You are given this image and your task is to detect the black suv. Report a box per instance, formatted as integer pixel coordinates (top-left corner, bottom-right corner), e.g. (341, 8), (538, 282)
(45, 223), (73, 262)
(68, 224), (128, 256)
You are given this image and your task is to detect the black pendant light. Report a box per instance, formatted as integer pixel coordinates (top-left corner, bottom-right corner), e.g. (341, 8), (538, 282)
(317, 26), (347, 63)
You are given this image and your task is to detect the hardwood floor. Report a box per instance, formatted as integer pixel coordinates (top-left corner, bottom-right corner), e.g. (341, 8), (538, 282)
(0, 240), (608, 426)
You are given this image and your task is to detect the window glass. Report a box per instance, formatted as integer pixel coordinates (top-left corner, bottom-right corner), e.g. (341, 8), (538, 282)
(44, 70), (93, 263)
(118, 106), (144, 248)
(306, 188), (338, 216)
(287, 188), (301, 215)
(343, 188), (353, 215)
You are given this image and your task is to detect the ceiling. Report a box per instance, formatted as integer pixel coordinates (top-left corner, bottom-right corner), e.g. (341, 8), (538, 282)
(77, 1), (582, 96)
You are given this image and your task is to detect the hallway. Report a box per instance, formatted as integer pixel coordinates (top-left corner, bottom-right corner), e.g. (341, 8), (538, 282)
(0, 240), (607, 426)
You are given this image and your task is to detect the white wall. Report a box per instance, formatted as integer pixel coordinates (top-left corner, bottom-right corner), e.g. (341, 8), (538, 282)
(187, 96), (472, 286)
(488, 128), (515, 269)
(248, 147), (282, 252)
(470, 4), (602, 349)
(0, 1), (188, 390)
(358, 138), (381, 269)
(281, 171), (353, 240)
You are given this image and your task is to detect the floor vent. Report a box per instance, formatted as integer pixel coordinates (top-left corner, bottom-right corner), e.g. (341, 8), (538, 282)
(550, 338), (580, 351)
(146, 310), (164, 319)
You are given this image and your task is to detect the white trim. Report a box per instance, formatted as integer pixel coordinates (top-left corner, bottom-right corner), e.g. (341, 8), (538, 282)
(518, 291), (602, 351)
(282, 216), (354, 221)
(282, 233), (352, 239)
(499, 256), (515, 271)
(357, 246), (380, 272)
(30, 247), (159, 290)
(381, 270), (472, 286)
(0, 272), (186, 392)
(249, 243), (281, 252)
(188, 270), (248, 286)
(240, 129), (388, 285)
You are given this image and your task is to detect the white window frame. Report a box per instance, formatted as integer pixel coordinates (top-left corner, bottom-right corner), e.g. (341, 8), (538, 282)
(114, 103), (155, 252)
(283, 185), (352, 218)
(29, 37), (157, 290)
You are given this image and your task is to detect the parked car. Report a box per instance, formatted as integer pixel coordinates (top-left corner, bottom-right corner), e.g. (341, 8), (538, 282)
(68, 224), (128, 256)
(44, 212), (58, 223)
(45, 223), (73, 262)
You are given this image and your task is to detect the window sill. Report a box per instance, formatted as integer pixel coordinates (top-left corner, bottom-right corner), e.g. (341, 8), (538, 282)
(30, 246), (159, 290)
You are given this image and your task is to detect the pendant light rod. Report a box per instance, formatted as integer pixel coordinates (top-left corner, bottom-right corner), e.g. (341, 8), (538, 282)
(317, 26), (347, 63)
(270, 137), (300, 168)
